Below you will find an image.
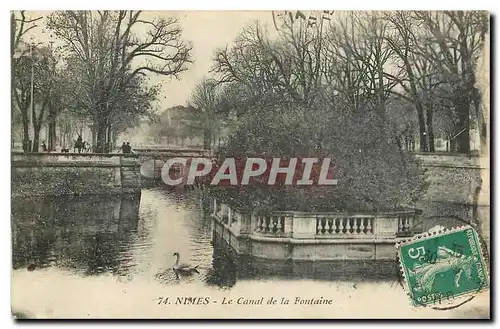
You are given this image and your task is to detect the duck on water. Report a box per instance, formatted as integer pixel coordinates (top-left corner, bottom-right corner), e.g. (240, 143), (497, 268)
(172, 252), (199, 275)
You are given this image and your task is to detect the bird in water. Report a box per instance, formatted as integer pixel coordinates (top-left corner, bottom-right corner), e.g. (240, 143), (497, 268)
(172, 252), (199, 275)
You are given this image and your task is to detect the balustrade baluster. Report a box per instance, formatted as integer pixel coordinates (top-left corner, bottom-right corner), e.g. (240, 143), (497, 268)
(271, 217), (278, 233)
(366, 219), (372, 233)
(359, 218), (365, 234)
(321, 217), (327, 234)
(281, 216), (285, 233)
(404, 217), (410, 231)
(316, 217), (322, 234)
(327, 218), (334, 233)
(334, 218), (340, 233)
(264, 216), (271, 233)
(400, 216), (407, 232)
(256, 217), (263, 232)
(341, 218), (348, 234)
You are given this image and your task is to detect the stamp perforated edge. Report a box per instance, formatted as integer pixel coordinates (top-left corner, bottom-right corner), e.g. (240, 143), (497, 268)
(395, 225), (490, 307)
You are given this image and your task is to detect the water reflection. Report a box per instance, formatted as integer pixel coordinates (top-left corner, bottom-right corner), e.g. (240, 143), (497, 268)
(207, 231), (399, 289)
(12, 188), (399, 289)
(12, 193), (140, 276)
(11, 189), (216, 285)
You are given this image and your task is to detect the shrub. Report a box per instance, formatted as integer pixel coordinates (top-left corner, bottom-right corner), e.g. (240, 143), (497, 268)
(209, 104), (428, 214)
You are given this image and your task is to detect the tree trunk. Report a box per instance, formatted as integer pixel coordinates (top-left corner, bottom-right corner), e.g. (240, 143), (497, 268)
(106, 124), (112, 152)
(426, 106), (435, 153)
(457, 128), (470, 154)
(456, 102), (470, 154)
(48, 112), (56, 151)
(91, 126), (97, 152)
(32, 124), (41, 152)
(22, 111), (29, 152)
(472, 90), (488, 155)
(480, 120), (488, 154)
(203, 128), (211, 150)
(416, 105), (428, 152)
(48, 123), (56, 151)
(95, 119), (107, 153)
(399, 56), (427, 153)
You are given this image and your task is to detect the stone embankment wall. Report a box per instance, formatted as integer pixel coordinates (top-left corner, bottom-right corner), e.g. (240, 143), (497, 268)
(416, 153), (489, 250)
(11, 153), (141, 198)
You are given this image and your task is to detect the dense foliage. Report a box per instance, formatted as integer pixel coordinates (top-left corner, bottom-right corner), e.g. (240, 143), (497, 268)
(209, 102), (428, 214)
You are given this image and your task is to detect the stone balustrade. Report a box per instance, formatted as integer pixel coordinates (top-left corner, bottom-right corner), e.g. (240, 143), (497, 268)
(210, 198), (423, 261)
(212, 199), (421, 240)
(213, 200), (421, 239)
(316, 216), (374, 237)
(254, 216), (286, 236)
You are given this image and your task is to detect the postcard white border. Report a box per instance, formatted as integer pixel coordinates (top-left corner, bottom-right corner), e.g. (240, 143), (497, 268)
(2, 1), (497, 328)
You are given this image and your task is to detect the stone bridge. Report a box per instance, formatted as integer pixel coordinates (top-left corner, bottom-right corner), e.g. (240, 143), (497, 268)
(133, 147), (214, 184)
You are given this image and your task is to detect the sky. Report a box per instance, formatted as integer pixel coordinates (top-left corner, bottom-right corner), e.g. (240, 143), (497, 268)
(154, 11), (275, 109)
(21, 10), (277, 111)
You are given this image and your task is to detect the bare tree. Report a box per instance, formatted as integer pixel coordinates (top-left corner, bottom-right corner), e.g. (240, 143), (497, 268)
(318, 12), (398, 122)
(210, 10), (488, 155)
(189, 78), (223, 150)
(384, 11), (432, 151)
(11, 11), (42, 151)
(11, 11), (42, 58)
(31, 47), (58, 152)
(415, 11), (488, 153)
(47, 10), (193, 152)
(212, 22), (290, 106)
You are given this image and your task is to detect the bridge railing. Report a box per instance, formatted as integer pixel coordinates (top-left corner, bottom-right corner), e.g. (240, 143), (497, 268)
(133, 148), (213, 157)
(11, 151), (139, 168)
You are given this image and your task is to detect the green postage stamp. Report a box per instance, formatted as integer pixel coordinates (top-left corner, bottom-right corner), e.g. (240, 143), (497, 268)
(397, 226), (489, 307)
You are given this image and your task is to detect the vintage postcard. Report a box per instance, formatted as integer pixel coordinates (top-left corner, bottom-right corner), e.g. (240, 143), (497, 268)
(10, 10), (490, 319)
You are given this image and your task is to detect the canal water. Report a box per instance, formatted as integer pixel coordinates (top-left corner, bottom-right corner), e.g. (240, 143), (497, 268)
(11, 188), (489, 319)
